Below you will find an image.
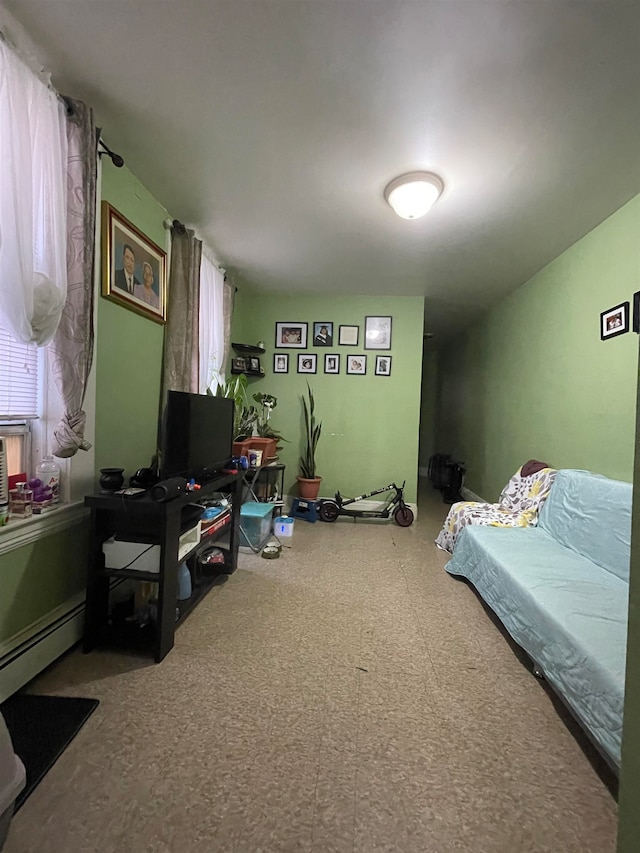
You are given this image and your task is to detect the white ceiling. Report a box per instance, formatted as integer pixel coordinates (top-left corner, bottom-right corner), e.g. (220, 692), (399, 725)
(4, 1), (640, 339)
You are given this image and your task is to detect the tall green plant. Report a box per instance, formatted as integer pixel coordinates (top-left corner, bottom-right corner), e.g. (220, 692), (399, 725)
(212, 374), (256, 438)
(253, 392), (288, 447)
(299, 382), (322, 479)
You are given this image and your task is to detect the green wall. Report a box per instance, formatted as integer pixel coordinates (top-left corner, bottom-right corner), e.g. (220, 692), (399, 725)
(435, 194), (640, 500)
(0, 525), (87, 641)
(619, 359), (640, 849)
(96, 161), (169, 477)
(418, 341), (438, 471)
(232, 293), (424, 503)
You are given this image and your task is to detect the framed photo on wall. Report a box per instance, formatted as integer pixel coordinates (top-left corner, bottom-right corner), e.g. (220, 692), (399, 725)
(338, 325), (359, 346)
(324, 353), (340, 374)
(313, 322), (333, 346)
(375, 355), (392, 376)
(273, 353), (289, 373)
(346, 354), (367, 375)
(364, 316), (392, 350)
(600, 302), (629, 340)
(297, 353), (317, 374)
(101, 201), (167, 323)
(275, 322), (308, 348)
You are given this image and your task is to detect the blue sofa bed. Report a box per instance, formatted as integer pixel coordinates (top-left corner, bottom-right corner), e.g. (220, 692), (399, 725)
(444, 469), (632, 769)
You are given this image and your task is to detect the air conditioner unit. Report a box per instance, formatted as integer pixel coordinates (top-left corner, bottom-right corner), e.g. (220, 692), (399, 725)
(0, 436), (7, 507)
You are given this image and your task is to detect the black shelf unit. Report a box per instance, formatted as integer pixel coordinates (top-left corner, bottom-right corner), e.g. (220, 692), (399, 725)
(83, 472), (240, 662)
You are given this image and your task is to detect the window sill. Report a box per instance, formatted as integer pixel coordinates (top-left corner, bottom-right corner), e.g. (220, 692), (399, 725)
(0, 501), (88, 556)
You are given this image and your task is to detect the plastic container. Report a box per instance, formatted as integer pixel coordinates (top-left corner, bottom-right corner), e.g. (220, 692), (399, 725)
(36, 455), (60, 504)
(177, 561), (192, 600)
(240, 501), (275, 550)
(274, 516), (294, 537)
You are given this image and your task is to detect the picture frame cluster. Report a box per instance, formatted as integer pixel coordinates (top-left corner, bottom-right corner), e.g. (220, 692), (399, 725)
(273, 316), (393, 376)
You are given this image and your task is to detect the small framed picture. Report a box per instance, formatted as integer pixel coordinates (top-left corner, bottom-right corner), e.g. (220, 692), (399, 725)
(365, 316), (392, 350)
(338, 325), (359, 346)
(249, 357), (261, 372)
(324, 353), (340, 374)
(297, 353), (317, 374)
(375, 355), (392, 376)
(231, 357), (246, 374)
(275, 322), (308, 348)
(347, 354), (367, 375)
(633, 291), (640, 334)
(273, 353), (289, 373)
(600, 302), (629, 340)
(313, 322), (333, 346)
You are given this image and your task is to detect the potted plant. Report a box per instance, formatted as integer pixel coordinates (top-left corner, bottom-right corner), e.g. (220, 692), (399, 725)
(297, 382), (322, 500)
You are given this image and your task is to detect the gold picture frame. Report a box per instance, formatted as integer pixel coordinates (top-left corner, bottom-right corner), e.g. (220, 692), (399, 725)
(101, 201), (167, 323)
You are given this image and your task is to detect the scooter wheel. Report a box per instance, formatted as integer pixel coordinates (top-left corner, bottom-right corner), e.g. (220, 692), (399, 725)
(394, 505), (414, 527)
(319, 500), (340, 522)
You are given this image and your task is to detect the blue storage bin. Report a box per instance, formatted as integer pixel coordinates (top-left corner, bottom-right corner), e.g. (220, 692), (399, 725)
(240, 502), (275, 550)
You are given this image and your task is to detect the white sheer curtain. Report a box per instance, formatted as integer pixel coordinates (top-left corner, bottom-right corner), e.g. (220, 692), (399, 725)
(198, 252), (227, 393)
(0, 37), (68, 345)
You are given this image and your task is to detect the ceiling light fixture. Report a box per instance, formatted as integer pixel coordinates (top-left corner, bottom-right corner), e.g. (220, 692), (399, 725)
(384, 171), (444, 220)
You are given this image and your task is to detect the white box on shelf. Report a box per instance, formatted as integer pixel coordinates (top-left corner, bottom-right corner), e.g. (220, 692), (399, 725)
(102, 537), (161, 574)
(178, 524), (201, 561)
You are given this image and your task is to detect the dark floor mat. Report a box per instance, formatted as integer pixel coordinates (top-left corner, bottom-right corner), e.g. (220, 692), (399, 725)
(1, 694), (99, 811)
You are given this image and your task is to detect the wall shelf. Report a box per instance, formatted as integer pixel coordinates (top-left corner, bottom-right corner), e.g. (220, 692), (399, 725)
(231, 342), (265, 377)
(231, 342), (265, 355)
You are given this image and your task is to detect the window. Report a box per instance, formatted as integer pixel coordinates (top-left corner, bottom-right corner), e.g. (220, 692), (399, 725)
(0, 321), (39, 479)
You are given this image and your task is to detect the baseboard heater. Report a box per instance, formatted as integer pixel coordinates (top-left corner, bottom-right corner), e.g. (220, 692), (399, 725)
(0, 580), (123, 704)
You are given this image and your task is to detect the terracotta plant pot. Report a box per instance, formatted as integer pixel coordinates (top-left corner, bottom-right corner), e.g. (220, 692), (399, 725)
(246, 437), (277, 461)
(296, 476), (322, 501)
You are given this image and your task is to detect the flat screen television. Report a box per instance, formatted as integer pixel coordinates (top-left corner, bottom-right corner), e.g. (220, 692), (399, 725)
(159, 390), (234, 481)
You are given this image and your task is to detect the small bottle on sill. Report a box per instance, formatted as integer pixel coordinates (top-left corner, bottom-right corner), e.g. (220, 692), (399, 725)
(9, 482), (33, 519)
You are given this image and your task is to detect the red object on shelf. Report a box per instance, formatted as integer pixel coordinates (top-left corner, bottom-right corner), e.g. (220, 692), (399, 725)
(8, 473), (27, 490)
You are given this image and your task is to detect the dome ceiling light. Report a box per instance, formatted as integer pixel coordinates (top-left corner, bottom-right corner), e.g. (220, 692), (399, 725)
(384, 171), (444, 220)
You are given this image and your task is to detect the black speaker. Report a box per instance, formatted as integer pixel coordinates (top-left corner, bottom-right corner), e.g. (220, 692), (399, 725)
(150, 477), (188, 502)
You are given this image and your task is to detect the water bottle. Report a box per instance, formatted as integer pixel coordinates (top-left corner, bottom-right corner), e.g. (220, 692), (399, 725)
(177, 561), (192, 600)
(36, 455), (61, 504)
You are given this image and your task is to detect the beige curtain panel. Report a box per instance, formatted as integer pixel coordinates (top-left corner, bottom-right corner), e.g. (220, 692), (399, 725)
(162, 224), (202, 399)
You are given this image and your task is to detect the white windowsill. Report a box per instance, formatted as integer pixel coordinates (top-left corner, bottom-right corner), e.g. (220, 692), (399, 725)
(0, 501), (88, 556)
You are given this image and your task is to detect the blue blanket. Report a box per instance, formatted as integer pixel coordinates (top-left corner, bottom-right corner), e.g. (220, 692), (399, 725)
(445, 469), (631, 768)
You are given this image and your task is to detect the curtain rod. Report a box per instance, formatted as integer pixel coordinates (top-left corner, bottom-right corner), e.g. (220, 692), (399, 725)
(97, 133), (124, 168)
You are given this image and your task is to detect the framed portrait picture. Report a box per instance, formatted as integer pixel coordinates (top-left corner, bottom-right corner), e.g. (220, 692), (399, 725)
(313, 322), (333, 347)
(600, 302), (629, 340)
(275, 322), (308, 348)
(338, 325), (359, 346)
(297, 353), (317, 374)
(273, 353), (289, 373)
(324, 353), (340, 374)
(346, 354), (367, 375)
(365, 316), (392, 350)
(101, 201), (167, 323)
(375, 355), (392, 376)
(248, 357), (261, 373)
(231, 357), (246, 374)
(633, 292), (640, 334)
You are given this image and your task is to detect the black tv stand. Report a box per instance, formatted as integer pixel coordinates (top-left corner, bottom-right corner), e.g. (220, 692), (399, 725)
(83, 472), (240, 662)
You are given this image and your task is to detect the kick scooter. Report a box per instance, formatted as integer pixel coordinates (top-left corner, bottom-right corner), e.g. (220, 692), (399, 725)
(319, 481), (414, 527)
